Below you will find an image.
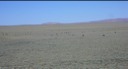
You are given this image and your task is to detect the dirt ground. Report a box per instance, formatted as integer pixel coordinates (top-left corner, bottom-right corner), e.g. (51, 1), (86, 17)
(0, 23), (128, 69)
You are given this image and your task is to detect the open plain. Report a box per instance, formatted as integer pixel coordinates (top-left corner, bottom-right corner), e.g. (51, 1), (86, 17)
(0, 22), (128, 69)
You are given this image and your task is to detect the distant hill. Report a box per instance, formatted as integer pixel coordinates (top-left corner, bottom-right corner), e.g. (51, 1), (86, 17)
(42, 22), (62, 25)
(1, 18), (128, 26)
(41, 18), (128, 25)
(86, 18), (128, 24)
(100, 18), (128, 22)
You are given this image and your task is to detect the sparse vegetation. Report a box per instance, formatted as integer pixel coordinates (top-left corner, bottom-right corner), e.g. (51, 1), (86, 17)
(0, 22), (128, 69)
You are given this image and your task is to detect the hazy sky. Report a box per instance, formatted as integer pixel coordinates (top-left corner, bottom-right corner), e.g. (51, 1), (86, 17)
(0, 1), (128, 25)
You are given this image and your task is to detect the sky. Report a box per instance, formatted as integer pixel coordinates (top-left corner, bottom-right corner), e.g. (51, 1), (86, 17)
(0, 1), (128, 25)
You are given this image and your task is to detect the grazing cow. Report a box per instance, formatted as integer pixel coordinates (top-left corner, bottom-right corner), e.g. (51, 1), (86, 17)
(102, 34), (105, 37)
(82, 34), (84, 37)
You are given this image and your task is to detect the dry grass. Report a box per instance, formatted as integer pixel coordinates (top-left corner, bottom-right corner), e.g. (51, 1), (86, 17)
(0, 23), (128, 69)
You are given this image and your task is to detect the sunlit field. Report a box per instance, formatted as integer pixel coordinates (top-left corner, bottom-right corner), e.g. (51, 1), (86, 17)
(0, 22), (128, 69)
